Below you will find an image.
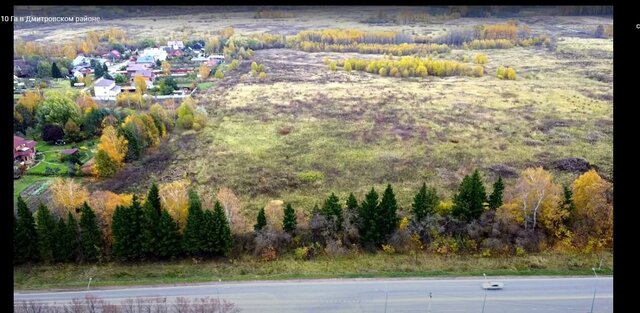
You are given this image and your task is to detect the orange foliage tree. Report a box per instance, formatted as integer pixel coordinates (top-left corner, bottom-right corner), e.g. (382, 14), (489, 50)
(88, 190), (133, 251)
(571, 170), (613, 248)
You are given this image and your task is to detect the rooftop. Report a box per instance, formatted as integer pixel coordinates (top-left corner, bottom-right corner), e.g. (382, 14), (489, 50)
(94, 77), (115, 87)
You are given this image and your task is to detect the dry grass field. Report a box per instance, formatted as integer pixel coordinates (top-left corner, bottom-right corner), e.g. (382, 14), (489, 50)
(15, 6), (612, 222)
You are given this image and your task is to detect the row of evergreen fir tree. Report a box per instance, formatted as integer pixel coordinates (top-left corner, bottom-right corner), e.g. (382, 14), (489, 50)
(15, 170), (504, 264)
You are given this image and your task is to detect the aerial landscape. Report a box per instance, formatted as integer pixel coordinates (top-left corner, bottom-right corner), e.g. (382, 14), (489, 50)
(13, 5), (613, 312)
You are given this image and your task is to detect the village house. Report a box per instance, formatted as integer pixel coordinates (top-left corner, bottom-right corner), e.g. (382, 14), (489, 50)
(94, 77), (122, 99)
(136, 55), (155, 65)
(126, 63), (149, 74)
(131, 69), (155, 88)
(167, 40), (185, 50)
(141, 47), (168, 62)
(14, 135), (37, 165)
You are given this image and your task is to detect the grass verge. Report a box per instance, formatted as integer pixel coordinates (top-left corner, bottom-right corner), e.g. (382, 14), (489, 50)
(14, 251), (612, 290)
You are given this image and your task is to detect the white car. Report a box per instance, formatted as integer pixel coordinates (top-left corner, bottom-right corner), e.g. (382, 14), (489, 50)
(481, 281), (504, 290)
(481, 273), (504, 290)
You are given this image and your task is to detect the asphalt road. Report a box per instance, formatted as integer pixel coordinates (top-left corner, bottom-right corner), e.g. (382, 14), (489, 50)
(15, 277), (613, 312)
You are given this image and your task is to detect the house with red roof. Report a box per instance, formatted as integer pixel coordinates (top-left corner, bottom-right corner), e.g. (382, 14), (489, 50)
(14, 135), (37, 164)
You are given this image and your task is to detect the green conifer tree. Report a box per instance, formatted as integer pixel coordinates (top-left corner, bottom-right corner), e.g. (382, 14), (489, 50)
(254, 207), (267, 232)
(346, 193), (358, 212)
(452, 170), (487, 221)
(65, 212), (80, 262)
(283, 203), (297, 234)
(358, 188), (380, 247)
(213, 201), (232, 256)
(15, 196), (39, 264)
(322, 193), (343, 232)
(35, 203), (56, 262)
(78, 202), (102, 262)
(378, 184), (399, 242)
(141, 183), (162, 258)
(183, 190), (204, 256)
(157, 209), (182, 259)
(488, 176), (505, 210)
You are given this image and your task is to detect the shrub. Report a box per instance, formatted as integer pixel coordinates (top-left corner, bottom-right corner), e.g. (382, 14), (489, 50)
(42, 124), (64, 143)
(382, 244), (396, 254)
(294, 246), (310, 260)
(297, 171), (324, 183)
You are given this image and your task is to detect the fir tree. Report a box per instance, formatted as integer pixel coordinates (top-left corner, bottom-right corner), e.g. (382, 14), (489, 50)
(146, 183), (162, 215)
(52, 217), (69, 262)
(346, 193), (358, 212)
(93, 63), (104, 78)
(358, 187), (380, 247)
(254, 208), (266, 232)
(15, 196), (39, 264)
(452, 170), (487, 221)
(424, 186), (439, 217)
(141, 184), (162, 258)
(112, 205), (130, 259)
(112, 195), (144, 260)
(378, 184), (399, 242)
(283, 203), (297, 234)
(213, 201), (232, 256)
(183, 189), (204, 256)
(412, 183), (439, 220)
(65, 212), (80, 262)
(35, 203), (56, 262)
(488, 176), (505, 210)
(157, 209), (182, 259)
(78, 202), (102, 262)
(51, 62), (62, 78)
(200, 210), (217, 256)
(322, 193), (343, 232)
(411, 183), (428, 220)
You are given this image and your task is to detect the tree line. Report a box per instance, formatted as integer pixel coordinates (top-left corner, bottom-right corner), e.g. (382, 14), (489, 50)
(14, 167), (612, 265)
(331, 56), (485, 78)
(296, 42), (451, 56)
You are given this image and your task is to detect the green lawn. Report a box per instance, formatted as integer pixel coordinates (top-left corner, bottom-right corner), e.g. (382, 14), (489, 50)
(14, 251), (612, 290)
(16, 139), (97, 197)
(14, 176), (52, 200)
(197, 82), (214, 90)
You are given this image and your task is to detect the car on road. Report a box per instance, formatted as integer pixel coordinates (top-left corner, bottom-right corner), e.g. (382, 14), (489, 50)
(481, 273), (504, 290)
(482, 281), (504, 290)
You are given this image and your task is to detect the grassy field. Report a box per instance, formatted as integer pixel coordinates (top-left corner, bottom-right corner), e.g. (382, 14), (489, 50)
(14, 176), (52, 201)
(14, 251), (612, 290)
(198, 82), (214, 90)
(110, 37), (611, 216)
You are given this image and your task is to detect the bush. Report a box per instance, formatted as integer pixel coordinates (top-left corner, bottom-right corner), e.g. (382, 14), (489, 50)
(297, 171), (324, 183)
(381, 244), (396, 254)
(294, 246), (310, 260)
(42, 124), (64, 143)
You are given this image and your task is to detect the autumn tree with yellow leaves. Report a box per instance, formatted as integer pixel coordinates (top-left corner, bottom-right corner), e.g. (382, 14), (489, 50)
(49, 178), (90, 217)
(571, 169), (613, 248)
(159, 179), (191, 230)
(94, 125), (128, 178)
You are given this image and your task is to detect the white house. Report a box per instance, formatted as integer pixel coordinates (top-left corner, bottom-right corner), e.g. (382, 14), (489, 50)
(72, 55), (90, 67)
(141, 48), (168, 62)
(167, 40), (185, 50)
(94, 77), (121, 99)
